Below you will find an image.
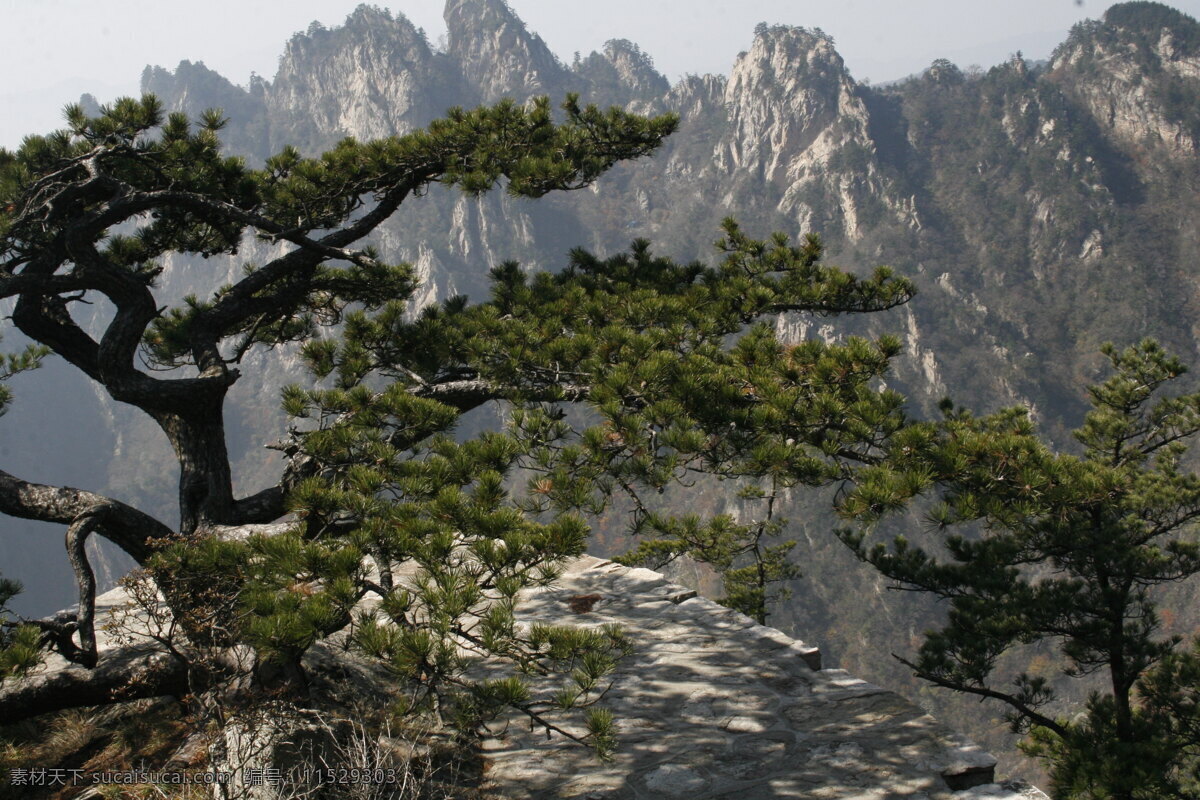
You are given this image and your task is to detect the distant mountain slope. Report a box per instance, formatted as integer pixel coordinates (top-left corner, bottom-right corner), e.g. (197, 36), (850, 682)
(6, 0), (1200, 780)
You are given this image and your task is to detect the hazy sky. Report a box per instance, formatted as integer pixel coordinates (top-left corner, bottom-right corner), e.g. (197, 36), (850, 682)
(3, 0), (1199, 149)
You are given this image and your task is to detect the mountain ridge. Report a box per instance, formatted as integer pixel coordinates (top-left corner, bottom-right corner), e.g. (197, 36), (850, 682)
(5, 0), (1199, 782)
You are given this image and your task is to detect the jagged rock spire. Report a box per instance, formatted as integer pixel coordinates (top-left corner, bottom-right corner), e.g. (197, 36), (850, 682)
(268, 6), (465, 151)
(444, 0), (568, 102)
(719, 25), (896, 240)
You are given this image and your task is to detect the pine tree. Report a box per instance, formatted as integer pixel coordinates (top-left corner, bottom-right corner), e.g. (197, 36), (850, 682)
(0, 93), (678, 744)
(841, 339), (1200, 799)
(0, 95), (913, 765)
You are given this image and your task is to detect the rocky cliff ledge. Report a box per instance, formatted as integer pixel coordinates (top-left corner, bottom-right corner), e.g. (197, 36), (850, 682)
(480, 555), (1046, 800)
(10, 556), (1046, 799)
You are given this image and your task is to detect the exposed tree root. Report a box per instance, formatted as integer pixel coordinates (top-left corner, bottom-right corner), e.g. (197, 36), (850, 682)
(0, 645), (187, 721)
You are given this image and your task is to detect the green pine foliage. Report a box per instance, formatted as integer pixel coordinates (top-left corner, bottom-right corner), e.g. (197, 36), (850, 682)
(0, 93), (677, 754)
(1, 93), (679, 377)
(0, 570), (41, 682)
(0, 87), (919, 767)
(259, 214), (915, 753)
(0, 337), (47, 421)
(1, 93), (918, 758)
(274, 395), (622, 751)
(841, 339), (1200, 799)
(294, 219), (912, 627)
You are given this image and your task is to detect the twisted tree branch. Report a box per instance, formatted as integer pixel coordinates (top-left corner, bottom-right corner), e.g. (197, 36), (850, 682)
(0, 468), (172, 563)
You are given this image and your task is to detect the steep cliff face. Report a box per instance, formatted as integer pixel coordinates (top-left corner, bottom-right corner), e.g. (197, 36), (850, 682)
(853, 57), (1125, 427)
(665, 73), (726, 121)
(1049, 3), (1200, 158)
(444, 0), (567, 103)
(718, 27), (900, 241)
(267, 6), (465, 152)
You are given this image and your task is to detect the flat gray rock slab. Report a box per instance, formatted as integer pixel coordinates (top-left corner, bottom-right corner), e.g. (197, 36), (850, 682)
(480, 556), (1047, 800)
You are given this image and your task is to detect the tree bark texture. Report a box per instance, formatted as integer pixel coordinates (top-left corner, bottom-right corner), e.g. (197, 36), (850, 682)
(0, 645), (187, 720)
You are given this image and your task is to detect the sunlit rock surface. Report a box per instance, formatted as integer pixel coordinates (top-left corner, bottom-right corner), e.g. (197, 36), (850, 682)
(479, 556), (1047, 800)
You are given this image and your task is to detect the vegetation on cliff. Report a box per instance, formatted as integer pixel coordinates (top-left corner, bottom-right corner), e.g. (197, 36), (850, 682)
(5, 0), (1200, 794)
(0, 91), (917, 790)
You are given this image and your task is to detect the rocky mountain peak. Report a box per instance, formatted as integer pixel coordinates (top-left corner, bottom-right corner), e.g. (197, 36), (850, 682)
(749, 26), (845, 78)
(603, 39), (670, 98)
(267, 6), (462, 152)
(1103, 0), (1200, 75)
(711, 24), (906, 242)
(1055, 0), (1200, 64)
(571, 39), (669, 110)
(724, 25), (856, 120)
(342, 3), (399, 28)
(279, 5), (428, 66)
(142, 60), (248, 107)
(444, 0), (521, 31)
(1049, 1), (1199, 156)
(277, 7), (436, 77)
(722, 28), (864, 172)
(444, 0), (567, 102)
(665, 73), (727, 121)
(141, 61), (268, 157)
